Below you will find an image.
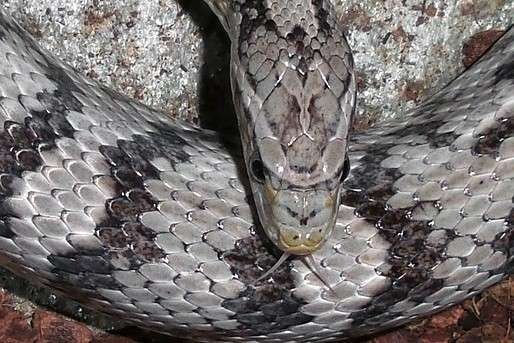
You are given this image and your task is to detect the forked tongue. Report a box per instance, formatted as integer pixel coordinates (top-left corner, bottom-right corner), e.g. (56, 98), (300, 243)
(256, 252), (291, 282)
(303, 254), (337, 294)
(256, 253), (337, 295)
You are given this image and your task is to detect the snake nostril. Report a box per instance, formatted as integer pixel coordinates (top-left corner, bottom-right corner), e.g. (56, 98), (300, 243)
(300, 217), (308, 225)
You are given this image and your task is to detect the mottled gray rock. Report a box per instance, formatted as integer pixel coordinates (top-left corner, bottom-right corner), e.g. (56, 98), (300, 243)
(3, 1), (513, 124)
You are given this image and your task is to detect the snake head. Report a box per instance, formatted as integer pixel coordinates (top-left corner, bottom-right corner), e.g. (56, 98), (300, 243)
(224, 0), (356, 255)
(249, 143), (351, 255)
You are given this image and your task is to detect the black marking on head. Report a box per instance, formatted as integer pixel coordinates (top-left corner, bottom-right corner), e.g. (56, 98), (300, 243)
(285, 25), (312, 81)
(222, 235), (313, 334)
(236, 1), (281, 95)
(287, 24), (308, 63)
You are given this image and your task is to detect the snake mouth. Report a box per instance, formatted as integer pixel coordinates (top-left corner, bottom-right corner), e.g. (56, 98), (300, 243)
(278, 240), (324, 255)
(276, 224), (331, 255)
(253, 182), (341, 255)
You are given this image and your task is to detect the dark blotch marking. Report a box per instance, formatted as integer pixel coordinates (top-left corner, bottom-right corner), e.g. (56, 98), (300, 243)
(473, 112), (514, 158)
(48, 254), (111, 274)
(0, 219), (15, 238)
(343, 104), (514, 327)
(237, 0), (271, 53)
(494, 59), (514, 83)
(48, 269), (121, 294)
(491, 207), (514, 274)
(0, 14), (129, 293)
(0, 12), (188, 303)
(342, 139), (447, 326)
(342, 31), (514, 325)
(264, 19), (277, 32)
(222, 235), (313, 334)
(236, 1), (279, 94)
(95, 123), (195, 270)
(390, 118), (460, 150)
(311, 0), (333, 34)
(0, 15), (82, 202)
(344, 143), (398, 202)
(471, 40), (514, 157)
(286, 25), (307, 43)
(0, 9), (85, 204)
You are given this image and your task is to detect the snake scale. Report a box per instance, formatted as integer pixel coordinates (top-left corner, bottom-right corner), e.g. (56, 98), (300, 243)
(0, 0), (513, 342)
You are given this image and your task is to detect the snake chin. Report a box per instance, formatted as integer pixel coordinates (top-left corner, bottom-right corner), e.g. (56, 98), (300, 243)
(252, 180), (341, 255)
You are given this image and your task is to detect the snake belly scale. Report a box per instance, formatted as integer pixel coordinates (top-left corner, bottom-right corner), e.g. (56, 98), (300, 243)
(0, 1), (513, 342)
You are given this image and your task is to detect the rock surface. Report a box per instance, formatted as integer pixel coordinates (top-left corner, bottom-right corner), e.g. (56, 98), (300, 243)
(2, 0), (512, 122)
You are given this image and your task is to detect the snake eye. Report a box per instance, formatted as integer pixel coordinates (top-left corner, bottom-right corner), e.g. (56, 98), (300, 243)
(250, 158), (266, 183)
(341, 156), (350, 181)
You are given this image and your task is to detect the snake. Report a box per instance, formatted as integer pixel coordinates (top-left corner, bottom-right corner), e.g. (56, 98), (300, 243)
(0, 0), (513, 342)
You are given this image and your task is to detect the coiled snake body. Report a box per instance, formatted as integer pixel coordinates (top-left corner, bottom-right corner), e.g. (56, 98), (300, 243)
(0, 1), (513, 342)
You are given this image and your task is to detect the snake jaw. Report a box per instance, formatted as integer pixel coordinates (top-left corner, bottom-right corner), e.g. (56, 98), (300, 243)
(255, 180), (340, 255)
(275, 208), (338, 255)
